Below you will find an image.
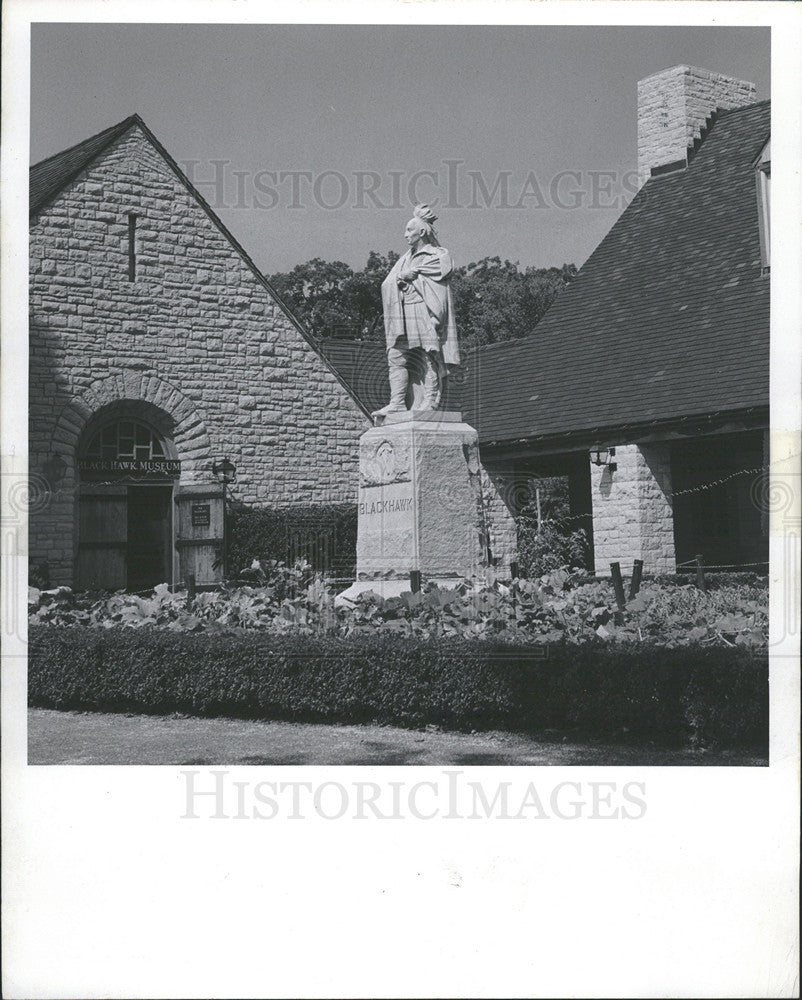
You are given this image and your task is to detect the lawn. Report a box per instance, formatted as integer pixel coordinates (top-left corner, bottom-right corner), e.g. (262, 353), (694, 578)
(28, 709), (767, 766)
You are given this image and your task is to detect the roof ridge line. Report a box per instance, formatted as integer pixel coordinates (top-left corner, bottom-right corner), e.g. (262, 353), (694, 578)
(29, 114), (142, 171)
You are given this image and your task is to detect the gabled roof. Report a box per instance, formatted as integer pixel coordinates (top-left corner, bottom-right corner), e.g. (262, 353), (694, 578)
(463, 99), (771, 447)
(30, 115), (141, 217)
(29, 116), (372, 419)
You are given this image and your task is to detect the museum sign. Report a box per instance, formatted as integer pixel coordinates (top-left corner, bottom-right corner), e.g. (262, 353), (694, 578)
(78, 459), (181, 475)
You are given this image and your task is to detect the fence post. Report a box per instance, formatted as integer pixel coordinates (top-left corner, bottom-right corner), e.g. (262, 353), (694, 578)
(610, 562), (626, 623)
(186, 573), (196, 607)
(695, 554), (707, 593)
(629, 559), (644, 599)
(410, 569), (421, 593)
(610, 562), (626, 610)
(509, 560), (519, 612)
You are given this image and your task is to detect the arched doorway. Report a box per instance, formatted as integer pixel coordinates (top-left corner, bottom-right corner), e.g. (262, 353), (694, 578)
(76, 416), (180, 591)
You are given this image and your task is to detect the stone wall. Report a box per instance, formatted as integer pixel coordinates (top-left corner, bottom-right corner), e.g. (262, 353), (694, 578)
(29, 123), (369, 584)
(637, 65), (756, 185)
(590, 443), (675, 575)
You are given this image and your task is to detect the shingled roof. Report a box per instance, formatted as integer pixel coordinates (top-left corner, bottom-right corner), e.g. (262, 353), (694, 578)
(463, 99), (770, 448)
(317, 340), (389, 414)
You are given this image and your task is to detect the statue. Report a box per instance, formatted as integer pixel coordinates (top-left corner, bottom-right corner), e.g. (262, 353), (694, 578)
(373, 204), (460, 417)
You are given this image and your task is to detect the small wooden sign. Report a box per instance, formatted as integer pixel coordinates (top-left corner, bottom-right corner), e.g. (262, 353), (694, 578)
(191, 503), (211, 527)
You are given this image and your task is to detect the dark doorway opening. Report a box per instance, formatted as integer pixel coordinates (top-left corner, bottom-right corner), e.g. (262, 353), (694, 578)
(671, 430), (768, 570)
(479, 450), (594, 576)
(126, 485), (173, 591)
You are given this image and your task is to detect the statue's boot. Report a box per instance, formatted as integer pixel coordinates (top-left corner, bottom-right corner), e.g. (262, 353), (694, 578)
(372, 364), (408, 417)
(417, 352), (443, 410)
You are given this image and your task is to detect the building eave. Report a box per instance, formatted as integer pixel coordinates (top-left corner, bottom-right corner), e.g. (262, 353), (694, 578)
(478, 406), (769, 459)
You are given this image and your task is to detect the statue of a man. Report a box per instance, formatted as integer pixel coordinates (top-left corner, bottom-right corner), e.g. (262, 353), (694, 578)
(373, 204), (460, 417)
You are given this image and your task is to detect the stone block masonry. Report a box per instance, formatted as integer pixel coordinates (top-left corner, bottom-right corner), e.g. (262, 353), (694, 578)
(29, 123), (369, 584)
(637, 65), (756, 186)
(477, 465), (518, 574)
(590, 443), (675, 576)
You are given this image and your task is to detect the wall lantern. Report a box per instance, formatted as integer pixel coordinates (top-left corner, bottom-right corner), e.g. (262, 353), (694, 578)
(212, 457), (236, 485)
(591, 446), (617, 472)
(43, 452), (68, 487)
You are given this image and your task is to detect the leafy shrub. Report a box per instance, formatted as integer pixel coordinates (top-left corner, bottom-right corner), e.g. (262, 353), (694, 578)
(233, 558), (318, 601)
(29, 561), (51, 589)
(28, 566), (769, 649)
(649, 572), (768, 590)
(28, 625), (768, 749)
(515, 478), (590, 577)
(517, 519), (589, 577)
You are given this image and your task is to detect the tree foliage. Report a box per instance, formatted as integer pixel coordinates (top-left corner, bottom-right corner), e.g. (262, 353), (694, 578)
(267, 251), (400, 342)
(450, 258), (577, 349)
(267, 254), (576, 351)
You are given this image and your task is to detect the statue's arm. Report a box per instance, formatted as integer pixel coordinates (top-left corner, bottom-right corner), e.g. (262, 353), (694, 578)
(413, 248), (453, 281)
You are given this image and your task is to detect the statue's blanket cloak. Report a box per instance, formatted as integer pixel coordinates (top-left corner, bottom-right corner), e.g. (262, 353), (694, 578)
(381, 245), (460, 365)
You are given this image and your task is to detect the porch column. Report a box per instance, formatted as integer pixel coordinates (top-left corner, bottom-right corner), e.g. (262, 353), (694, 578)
(590, 443), (675, 576)
(479, 464), (519, 573)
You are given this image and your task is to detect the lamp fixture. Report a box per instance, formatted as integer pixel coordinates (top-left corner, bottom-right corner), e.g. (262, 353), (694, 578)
(43, 452), (68, 487)
(212, 457), (237, 485)
(591, 446), (617, 472)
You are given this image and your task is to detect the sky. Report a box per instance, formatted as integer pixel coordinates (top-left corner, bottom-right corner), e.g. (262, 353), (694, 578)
(30, 23), (770, 274)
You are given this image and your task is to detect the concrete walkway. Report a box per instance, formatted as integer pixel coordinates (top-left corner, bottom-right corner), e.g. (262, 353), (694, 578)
(28, 709), (765, 766)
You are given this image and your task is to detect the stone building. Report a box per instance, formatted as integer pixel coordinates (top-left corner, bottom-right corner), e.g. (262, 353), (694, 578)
(324, 65), (771, 576)
(29, 115), (369, 590)
(29, 63), (770, 589)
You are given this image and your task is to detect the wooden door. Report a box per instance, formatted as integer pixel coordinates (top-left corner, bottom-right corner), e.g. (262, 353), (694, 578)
(174, 486), (225, 587)
(76, 486), (128, 591)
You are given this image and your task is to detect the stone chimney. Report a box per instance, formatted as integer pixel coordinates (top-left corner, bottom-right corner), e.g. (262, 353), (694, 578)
(637, 65), (756, 185)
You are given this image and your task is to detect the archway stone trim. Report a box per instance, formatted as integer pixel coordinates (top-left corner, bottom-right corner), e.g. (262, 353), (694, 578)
(50, 373), (213, 479)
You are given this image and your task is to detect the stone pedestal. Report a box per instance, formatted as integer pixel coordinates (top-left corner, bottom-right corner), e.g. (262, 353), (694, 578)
(337, 411), (486, 603)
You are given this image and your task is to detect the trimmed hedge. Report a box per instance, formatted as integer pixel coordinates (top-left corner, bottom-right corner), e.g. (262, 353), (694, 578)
(227, 502), (356, 578)
(28, 625), (768, 749)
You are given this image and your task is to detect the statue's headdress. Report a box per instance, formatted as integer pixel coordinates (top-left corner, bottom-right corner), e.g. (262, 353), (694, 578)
(410, 203), (440, 246)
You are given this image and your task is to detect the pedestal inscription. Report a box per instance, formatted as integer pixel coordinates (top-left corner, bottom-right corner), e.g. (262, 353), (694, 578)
(357, 482), (416, 571)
